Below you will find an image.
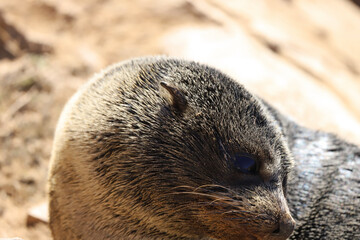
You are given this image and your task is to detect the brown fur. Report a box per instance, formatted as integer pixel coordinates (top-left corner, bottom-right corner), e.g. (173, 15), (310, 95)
(48, 56), (295, 239)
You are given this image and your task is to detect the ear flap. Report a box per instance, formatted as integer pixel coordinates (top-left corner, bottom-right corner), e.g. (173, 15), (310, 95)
(160, 81), (188, 113)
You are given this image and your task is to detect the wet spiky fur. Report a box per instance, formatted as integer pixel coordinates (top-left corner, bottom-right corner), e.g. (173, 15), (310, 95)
(48, 56), (359, 240)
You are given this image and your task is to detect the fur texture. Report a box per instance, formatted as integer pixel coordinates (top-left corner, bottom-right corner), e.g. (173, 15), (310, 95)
(48, 56), (359, 240)
(263, 100), (360, 240)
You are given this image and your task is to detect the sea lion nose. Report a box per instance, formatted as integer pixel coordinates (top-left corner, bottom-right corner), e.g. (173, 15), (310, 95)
(271, 215), (296, 239)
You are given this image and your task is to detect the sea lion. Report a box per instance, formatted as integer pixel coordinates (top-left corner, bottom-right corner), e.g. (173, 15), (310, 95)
(48, 56), (296, 240)
(48, 56), (360, 240)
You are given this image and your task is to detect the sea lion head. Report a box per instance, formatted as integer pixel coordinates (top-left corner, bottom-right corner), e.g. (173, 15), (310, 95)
(87, 58), (295, 239)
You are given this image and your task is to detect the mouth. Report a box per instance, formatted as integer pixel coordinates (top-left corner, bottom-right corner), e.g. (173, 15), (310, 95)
(172, 184), (295, 240)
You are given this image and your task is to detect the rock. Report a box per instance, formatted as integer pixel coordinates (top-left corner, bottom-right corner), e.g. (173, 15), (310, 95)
(161, 0), (360, 145)
(0, 238), (24, 240)
(26, 202), (48, 227)
(0, 11), (52, 60)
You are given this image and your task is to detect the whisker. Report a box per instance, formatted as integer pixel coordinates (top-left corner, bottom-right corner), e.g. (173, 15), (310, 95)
(170, 185), (197, 191)
(221, 209), (252, 215)
(168, 191), (226, 199)
(168, 185), (275, 223)
(193, 184), (236, 194)
(209, 198), (233, 205)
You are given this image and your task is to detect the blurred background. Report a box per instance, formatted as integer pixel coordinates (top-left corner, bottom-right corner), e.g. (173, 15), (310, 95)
(0, 0), (360, 239)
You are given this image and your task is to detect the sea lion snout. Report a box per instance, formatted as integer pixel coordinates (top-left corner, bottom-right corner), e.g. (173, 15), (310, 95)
(278, 215), (296, 239)
(196, 185), (295, 240)
(267, 213), (295, 240)
(266, 190), (295, 239)
(246, 212), (294, 240)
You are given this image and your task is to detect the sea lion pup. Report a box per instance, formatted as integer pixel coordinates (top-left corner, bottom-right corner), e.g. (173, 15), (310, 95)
(48, 56), (296, 240)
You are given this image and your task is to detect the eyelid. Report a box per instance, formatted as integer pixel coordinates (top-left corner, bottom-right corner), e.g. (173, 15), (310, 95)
(217, 137), (257, 174)
(236, 152), (253, 158)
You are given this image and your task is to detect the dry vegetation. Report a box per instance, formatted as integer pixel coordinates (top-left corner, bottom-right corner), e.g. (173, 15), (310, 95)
(0, 0), (359, 239)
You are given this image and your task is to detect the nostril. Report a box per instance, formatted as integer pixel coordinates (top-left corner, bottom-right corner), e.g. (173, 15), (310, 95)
(283, 218), (295, 232)
(273, 218), (295, 239)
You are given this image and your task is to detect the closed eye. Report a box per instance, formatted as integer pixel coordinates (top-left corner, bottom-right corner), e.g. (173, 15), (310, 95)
(234, 153), (257, 174)
(216, 134), (257, 175)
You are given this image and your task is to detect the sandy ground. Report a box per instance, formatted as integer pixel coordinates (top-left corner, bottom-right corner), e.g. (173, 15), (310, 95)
(0, 0), (359, 239)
